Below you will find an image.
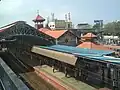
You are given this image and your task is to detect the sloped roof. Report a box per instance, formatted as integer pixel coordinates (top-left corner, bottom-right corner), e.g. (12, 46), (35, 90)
(77, 41), (111, 51)
(104, 45), (120, 50)
(0, 21), (22, 33)
(39, 28), (50, 33)
(39, 28), (68, 39)
(82, 33), (97, 38)
(39, 45), (114, 56)
(33, 14), (45, 22)
(37, 45), (120, 65)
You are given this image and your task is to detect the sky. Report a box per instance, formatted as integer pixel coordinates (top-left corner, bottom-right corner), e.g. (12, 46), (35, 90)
(0, 0), (120, 27)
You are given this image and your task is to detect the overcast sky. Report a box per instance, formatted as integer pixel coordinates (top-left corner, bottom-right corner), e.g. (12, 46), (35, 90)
(0, 0), (120, 27)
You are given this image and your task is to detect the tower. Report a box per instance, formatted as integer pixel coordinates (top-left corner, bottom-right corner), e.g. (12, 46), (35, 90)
(65, 12), (72, 29)
(33, 11), (45, 29)
(51, 13), (55, 22)
(65, 14), (67, 22)
(68, 12), (71, 22)
(45, 16), (50, 28)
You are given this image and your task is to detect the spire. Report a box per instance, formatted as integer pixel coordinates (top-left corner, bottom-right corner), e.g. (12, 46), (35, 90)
(51, 13), (55, 22)
(68, 12), (71, 22)
(37, 10), (39, 15)
(33, 10), (45, 23)
(65, 14), (67, 22)
(45, 16), (50, 29)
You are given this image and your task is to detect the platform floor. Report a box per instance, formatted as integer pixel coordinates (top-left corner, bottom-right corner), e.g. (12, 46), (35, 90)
(20, 71), (56, 90)
(34, 65), (96, 90)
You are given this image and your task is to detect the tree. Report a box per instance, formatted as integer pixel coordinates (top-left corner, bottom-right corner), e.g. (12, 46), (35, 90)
(104, 21), (120, 35)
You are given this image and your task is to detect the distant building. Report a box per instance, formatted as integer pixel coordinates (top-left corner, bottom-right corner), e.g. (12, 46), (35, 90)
(103, 35), (119, 45)
(48, 12), (73, 30)
(77, 23), (92, 29)
(48, 19), (72, 30)
(39, 28), (78, 46)
(77, 33), (112, 51)
(76, 23), (95, 36)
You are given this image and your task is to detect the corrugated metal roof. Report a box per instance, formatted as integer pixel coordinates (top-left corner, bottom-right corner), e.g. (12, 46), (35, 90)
(43, 45), (114, 56)
(0, 23), (16, 32)
(39, 45), (120, 65)
(85, 55), (120, 64)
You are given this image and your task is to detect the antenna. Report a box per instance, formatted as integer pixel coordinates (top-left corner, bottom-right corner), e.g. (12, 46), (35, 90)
(65, 14), (67, 22)
(68, 12), (71, 22)
(37, 10), (39, 15)
(51, 13), (55, 21)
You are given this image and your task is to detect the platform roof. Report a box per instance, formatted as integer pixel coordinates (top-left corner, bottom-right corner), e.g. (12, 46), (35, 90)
(40, 45), (114, 56)
(39, 45), (120, 65)
(84, 55), (120, 65)
(32, 45), (120, 66)
(31, 46), (77, 66)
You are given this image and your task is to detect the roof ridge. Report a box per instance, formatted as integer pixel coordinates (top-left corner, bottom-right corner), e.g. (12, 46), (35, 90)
(0, 21), (25, 29)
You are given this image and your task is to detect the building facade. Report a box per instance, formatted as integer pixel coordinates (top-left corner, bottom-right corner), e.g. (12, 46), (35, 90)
(39, 28), (78, 46)
(48, 19), (72, 30)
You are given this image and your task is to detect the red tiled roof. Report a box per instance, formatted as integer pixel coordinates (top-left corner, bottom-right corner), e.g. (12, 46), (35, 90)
(39, 28), (50, 33)
(33, 15), (45, 22)
(82, 33), (97, 38)
(77, 41), (111, 51)
(104, 45), (120, 49)
(39, 28), (67, 39)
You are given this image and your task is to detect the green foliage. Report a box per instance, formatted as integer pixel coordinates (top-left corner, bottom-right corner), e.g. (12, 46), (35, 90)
(104, 21), (120, 34)
(93, 23), (100, 30)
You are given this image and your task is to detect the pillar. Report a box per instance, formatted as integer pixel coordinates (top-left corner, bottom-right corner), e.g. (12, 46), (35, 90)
(75, 37), (78, 45)
(84, 64), (89, 81)
(58, 61), (61, 72)
(52, 66), (55, 73)
(39, 59), (42, 66)
(81, 68), (84, 81)
(74, 68), (79, 79)
(55, 39), (58, 45)
(65, 66), (68, 77)
(107, 68), (111, 78)
(106, 64), (112, 87)
(112, 67), (119, 90)
(101, 65), (105, 87)
(52, 60), (55, 73)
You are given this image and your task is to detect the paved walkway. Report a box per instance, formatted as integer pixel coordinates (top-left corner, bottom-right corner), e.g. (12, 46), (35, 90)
(34, 65), (96, 90)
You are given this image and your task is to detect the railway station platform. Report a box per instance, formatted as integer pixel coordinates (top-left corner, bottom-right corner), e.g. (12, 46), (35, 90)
(34, 65), (96, 90)
(31, 45), (120, 90)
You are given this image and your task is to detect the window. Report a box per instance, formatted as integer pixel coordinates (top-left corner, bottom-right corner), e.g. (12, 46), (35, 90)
(68, 24), (70, 28)
(65, 38), (69, 43)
